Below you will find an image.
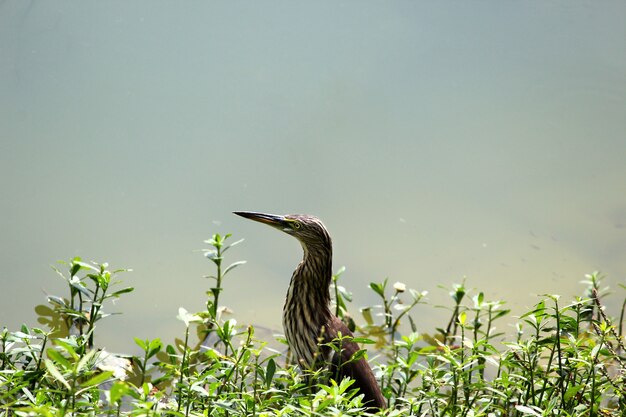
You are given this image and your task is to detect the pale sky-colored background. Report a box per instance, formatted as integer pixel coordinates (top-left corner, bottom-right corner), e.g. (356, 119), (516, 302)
(1, 2), (625, 353)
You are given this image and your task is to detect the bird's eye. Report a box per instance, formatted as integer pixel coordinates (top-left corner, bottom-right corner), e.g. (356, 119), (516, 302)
(293, 221), (301, 229)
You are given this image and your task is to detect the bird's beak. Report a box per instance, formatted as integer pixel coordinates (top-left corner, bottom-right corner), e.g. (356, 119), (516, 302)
(233, 211), (290, 231)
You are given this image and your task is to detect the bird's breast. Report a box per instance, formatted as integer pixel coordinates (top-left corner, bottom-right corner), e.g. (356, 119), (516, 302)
(283, 296), (332, 368)
(282, 254), (333, 368)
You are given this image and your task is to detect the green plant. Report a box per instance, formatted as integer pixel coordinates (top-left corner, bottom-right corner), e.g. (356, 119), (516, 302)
(48, 258), (133, 351)
(202, 233), (245, 324)
(1, 259), (133, 416)
(1, 237), (624, 417)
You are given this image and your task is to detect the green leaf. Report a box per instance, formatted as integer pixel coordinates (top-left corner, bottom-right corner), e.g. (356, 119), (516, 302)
(190, 383), (210, 397)
(70, 262), (81, 277)
(369, 282), (385, 298)
(148, 339), (163, 358)
(110, 287), (134, 297)
(564, 384), (585, 402)
(520, 301), (546, 320)
(134, 337), (147, 351)
(350, 349), (367, 362)
(166, 344), (177, 364)
(46, 349), (71, 369)
(177, 307), (201, 327)
(451, 284), (466, 303)
(110, 381), (135, 403)
(76, 349), (98, 373)
(493, 309), (510, 320)
(475, 292), (484, 308)
(54, 338), (79, 359)
(515, 405), (542, 416)
(350, 337), (375, 344)
(74, 260), (99, 272)
(69, 279), (91, 296)
(223, 260), (246, 276)
(338, 285), (353, 302)
(32, 327), (48, 336)
(409, 288), (427, 302)
(458, 311), (467, 326)
(80, 370), (113, 390)
(361, 307), (373, 325)
(222, 238), (244, 253)
(15, 328), (32, 338)
(47, 295), (68, 307)
(217, 319), (237, 341)
(45, 359), (71, 390)
(265, 358), (276, 388)
(332, 266), (346, 282)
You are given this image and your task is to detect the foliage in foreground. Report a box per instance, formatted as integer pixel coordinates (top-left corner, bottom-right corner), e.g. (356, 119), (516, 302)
(1, 233), (625, 417)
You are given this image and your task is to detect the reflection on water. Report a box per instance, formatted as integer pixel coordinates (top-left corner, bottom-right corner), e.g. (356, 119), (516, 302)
(34, 304), (70, 340)
(1, 2), (625, 353)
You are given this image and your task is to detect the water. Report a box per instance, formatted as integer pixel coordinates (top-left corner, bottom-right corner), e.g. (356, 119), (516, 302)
(1, 2), (625, 354)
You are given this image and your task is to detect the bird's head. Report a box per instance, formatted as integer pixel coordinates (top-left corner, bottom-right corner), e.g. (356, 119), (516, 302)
(233, 211), (332, 254)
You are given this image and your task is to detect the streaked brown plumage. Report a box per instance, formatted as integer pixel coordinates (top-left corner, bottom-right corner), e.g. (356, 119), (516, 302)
(234, 211), (386, 410)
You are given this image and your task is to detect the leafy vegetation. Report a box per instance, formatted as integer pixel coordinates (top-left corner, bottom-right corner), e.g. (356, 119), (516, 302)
(1, 233), (624, 416)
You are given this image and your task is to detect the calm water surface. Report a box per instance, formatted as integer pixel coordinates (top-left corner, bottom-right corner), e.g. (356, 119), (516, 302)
(1, 2), (625, 353)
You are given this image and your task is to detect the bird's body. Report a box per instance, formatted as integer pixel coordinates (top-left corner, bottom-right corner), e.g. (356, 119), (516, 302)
(234, 212), (386, 410)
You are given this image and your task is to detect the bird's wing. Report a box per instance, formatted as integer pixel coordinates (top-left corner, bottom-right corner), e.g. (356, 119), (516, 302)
(323, 316), (386, 410)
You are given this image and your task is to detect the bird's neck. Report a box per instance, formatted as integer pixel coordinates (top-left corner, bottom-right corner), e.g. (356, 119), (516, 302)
(300, 244), (332, 301)
(282, 244), (333, 366)
(283, 243), (333, 322)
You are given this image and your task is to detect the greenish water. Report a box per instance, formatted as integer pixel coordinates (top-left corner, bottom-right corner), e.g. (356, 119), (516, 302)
(1, 2), (625, 353)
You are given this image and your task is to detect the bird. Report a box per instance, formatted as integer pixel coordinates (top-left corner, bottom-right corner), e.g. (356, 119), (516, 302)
(233, 211), (386, 410)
